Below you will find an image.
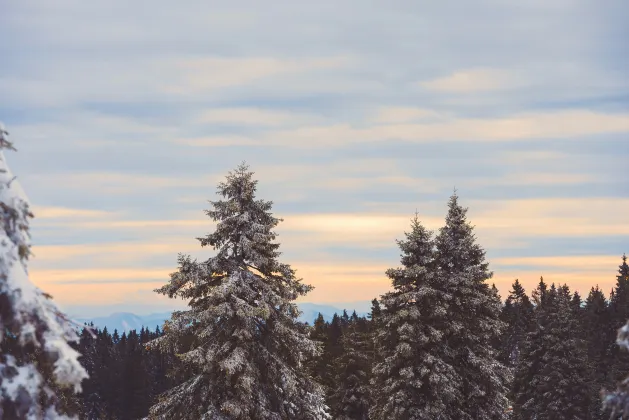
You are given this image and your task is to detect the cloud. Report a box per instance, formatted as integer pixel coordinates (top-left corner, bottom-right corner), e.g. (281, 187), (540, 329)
(25, 173), (225, 195)
(162, 56), (352, 97)
(31, 206), (116, 219)
(31, 241), (199, 262)
(194, 107), (323, 127)
(418, 68), (516, 93)
(31, 255), (625, 307)
(372, 107), (445, 124)
(31, 196), (629, 242)
(3, 0), (628, 310)
(174, 109), (629, 149)
(1, 52), (353, 108)
(31, 267), (172, 285)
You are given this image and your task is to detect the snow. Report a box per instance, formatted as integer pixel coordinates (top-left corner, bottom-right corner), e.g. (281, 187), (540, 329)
(0, 124), (88, 419)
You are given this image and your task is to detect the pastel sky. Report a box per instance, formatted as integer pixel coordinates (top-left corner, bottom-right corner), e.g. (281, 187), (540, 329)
(2, 0), (628, 316)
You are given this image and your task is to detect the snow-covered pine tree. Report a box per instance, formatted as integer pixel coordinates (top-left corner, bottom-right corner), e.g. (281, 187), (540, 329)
(513, 283), (590, 419)
(370, 213), (460, 420)
(433, 192), (510, 419)
(0, 122), (88, 419)
(330, 322), (371, 420)
(146, 163), (328, 420)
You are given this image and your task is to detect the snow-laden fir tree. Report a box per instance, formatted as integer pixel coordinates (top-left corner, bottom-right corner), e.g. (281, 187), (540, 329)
(330, 321), (371, 420)
(0, 122), (88, 419)
(146, 163), (328, 420)
(513, 283), (590, 419)
(433, 192), (510, 419)
(370, 213), (461, 420)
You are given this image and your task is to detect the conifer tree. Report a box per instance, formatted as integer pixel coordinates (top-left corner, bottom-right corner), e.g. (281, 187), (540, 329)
(512, 279), (550, 418)
(368, 299), (381, 324)
(367, 299), (382, 381)
(583, 286), (610, 419)
(326, 314), (344, 367)
(330, 323), (371, 420)
(370, 213), (460, 419)
(306, 314), (333, 398)
(341, 310), (350, 329)
(571, 291), (583, 314)
(532, 277), (549, 307)
(513, 283), (590, 419)
(608, 254), (629, 385)
(350, 310), (360, 324)
(146, 163), (328, 419)
(76, 323), (108, 420)
(433, 193), (510, 419)
(0, 123), (88, 419)
(500, 279), (534, 369)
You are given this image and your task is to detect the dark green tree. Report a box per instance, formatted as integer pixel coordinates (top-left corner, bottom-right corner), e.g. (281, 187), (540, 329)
(513, 284), (590, 419)
(306, 314), (333, 398)
(330, 323), (372, 420)
(582, 286), (610, 419)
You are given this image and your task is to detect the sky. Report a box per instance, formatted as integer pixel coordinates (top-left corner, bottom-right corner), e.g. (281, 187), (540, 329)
(1, 0), (628, 317)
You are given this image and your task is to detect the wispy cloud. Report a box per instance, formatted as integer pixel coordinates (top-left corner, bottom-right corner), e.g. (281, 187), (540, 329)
(373, 107), (444, 124)
(174, 110), (629, 149)
(32, 206), (116, 219)
(194, 107), (323, 127)
(418, 68), (516, 93)
(162, 56), (352, 96)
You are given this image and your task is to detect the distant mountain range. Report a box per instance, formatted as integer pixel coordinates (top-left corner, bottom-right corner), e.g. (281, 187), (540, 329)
(75, 302), (371, 333)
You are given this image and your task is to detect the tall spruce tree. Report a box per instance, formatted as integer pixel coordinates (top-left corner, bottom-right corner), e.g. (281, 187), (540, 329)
(370, 213), (460, 419)
(513, 283), (590, 419)
(433, 193), (510, 419)
(0, 123), (88, 419)
(146, 163), (328, 419)
(500, 279), (534, 369)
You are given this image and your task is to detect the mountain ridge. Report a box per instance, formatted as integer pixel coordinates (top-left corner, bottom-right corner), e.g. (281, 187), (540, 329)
(76, 301), (372, 333)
